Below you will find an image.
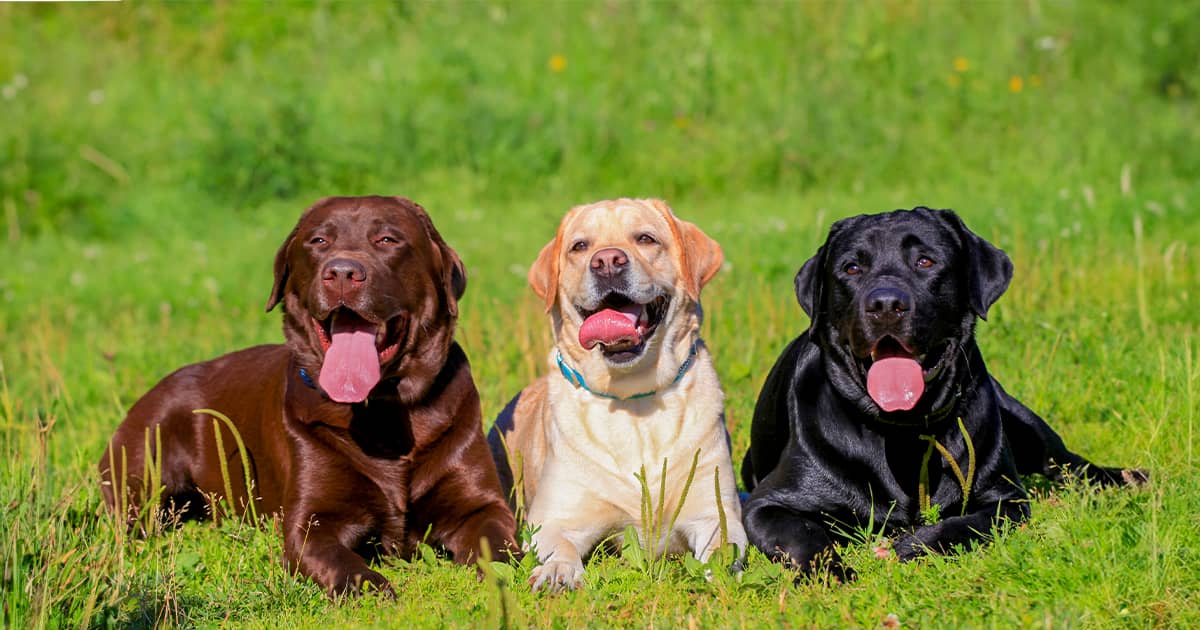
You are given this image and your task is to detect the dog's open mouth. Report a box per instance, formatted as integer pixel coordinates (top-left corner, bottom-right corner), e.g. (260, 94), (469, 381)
(575, 292), (669, 363)
(312, 308), (406, 403)
(859, 336), (950, 413)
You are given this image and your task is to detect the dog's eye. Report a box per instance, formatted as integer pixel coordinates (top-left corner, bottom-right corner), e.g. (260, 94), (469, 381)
(377, 236), (401, 245)
(570, 240), (588, 253)
(916, 256), (935, 269)
(309, 237), (327, 245)
(843, 262), (862, 275)
(636, 233), (657, 245)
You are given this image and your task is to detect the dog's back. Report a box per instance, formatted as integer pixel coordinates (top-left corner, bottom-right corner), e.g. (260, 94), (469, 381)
(99, 344), (291, 522)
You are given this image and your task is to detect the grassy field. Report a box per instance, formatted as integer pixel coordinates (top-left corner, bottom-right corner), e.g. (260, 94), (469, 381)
(2, 2), (1198, 627)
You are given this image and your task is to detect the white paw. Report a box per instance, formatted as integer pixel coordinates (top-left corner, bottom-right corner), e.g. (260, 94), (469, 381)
(529, 560), (585, 593)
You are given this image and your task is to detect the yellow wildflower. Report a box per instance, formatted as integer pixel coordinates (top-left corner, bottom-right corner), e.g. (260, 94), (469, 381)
(953, 57), (969, 72)
(1008, 75), (1024, 93)
(548, 54), (567, 73)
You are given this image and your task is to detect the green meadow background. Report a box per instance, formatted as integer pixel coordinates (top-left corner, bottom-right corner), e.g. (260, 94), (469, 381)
(2, 1), (1198, 627)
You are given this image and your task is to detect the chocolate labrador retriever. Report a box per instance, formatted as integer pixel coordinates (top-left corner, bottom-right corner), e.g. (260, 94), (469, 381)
(741, 207), (1146, 581)
(99, 196), (517, 597)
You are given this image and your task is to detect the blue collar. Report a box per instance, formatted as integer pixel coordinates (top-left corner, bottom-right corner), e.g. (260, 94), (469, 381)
(555, 341), (700, 401)
(298, 367), (317, 389)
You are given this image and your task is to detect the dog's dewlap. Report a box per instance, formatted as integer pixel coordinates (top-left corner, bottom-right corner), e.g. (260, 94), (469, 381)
(320, 313), (381, 403)
(866, 357), (924, 412)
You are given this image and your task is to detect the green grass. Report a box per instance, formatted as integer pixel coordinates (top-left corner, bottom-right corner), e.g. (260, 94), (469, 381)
(2, 2), (1199, 628)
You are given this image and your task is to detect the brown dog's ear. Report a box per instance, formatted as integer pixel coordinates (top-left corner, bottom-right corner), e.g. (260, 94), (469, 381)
(438, 243), (467, 317)
(409, 199), (467, 318)
(266, 224), (298, 312)
(528, 223), (564, 312)
(929, 208), (1013, 320)
(649, 199), (724, 302)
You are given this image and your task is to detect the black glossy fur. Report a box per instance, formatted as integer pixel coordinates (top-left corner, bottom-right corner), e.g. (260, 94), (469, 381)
(741, 207), (1146, 581)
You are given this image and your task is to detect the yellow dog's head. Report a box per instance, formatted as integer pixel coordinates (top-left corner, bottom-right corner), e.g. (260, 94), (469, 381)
(528, 199), (723, 396)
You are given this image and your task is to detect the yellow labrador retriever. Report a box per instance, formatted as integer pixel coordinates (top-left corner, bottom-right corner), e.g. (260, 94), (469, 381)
(487, 198), (747, 592)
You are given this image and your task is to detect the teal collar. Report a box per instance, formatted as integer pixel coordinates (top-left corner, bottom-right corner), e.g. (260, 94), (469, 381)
(555, 341), (700, 401)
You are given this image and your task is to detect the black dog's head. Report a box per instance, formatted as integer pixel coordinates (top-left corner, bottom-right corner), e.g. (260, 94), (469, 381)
(795, 207), (1012, 423)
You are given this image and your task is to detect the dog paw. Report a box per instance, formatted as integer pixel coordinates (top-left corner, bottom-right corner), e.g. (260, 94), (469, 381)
(1121, 468), (1150, 486)
(529, 560), (584, 593)
(824, 560), (857, 584)
(330, 569), (395, 599)
(791, 561), (856, 585)
(892, 534), (929, 562)
(785, 548), (856, 585)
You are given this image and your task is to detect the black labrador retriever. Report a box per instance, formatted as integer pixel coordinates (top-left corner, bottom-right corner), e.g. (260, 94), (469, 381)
(741, 207), (1146, 581)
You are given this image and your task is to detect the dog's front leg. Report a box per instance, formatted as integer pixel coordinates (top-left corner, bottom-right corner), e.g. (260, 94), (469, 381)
(527, 524), (603, 592)
(893, 501), (1027, 561)
(434, 500), (521, 566)
(742, 501), (855, 582)
(682, 516), (749, 564)
(283, 508), (392, 598)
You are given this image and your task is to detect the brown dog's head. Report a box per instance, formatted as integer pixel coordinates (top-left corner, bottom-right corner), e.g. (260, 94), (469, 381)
(267, 196), (466, 405)
(528, 198), (723, 397)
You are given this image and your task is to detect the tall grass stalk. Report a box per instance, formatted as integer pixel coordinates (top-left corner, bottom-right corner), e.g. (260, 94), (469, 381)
(195, 408), (259, 522)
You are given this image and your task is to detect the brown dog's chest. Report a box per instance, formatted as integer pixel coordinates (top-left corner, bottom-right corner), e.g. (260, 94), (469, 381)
(285, 377), (420, 513)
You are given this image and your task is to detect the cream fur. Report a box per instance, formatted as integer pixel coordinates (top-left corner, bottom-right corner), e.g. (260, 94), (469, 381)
(500, 199), (746, 592)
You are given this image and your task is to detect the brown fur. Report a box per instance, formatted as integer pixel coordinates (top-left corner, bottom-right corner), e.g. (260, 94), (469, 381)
(99, 196), (517, 598)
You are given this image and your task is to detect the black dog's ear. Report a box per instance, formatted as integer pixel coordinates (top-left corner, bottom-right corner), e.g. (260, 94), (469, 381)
(934, 209), (1013, 320)
(794, 247), (825, 321)
(266, 224), (298, 312)
(795, 217), (857, 325)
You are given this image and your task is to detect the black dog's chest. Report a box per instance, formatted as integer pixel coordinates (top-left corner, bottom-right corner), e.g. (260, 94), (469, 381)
(877, 430), (967, 523)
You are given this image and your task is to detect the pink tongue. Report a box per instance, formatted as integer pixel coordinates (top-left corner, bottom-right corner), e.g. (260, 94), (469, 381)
(578, 305), (642, 349)
(866, 357), (925, 412)
(319, 317), (381, 403)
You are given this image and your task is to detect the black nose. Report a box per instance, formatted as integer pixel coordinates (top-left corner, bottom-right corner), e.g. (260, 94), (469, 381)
(864, 287), (911, 320)
(590, 248), (629, 278)
(323, 258), (367, 286)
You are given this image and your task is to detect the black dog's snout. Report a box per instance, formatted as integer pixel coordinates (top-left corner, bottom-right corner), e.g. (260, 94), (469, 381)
(323, 258), (367, 288)
(864, 287), (911, 321)
(590, 248), (629, 279)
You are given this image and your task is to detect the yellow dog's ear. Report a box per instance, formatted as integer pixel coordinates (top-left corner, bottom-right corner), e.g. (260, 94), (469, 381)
(648, 199), (724, 302)
(528, 226), (564, 312)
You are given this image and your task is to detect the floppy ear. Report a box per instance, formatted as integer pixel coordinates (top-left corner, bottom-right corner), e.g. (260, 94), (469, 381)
(794, 216), (857, 327)
(678, 219), (724, 300)
(647, 199), (724, 301)
(266, 224), (298, 312)
(411, 200), (468, 318)
(793, 246), (825, 322)
(933, 208), (1013, 320)
(528, 225), (564, 312)
(433, 240), (467, 318)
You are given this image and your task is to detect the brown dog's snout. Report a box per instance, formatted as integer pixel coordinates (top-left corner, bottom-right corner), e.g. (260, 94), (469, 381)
(322, 258), (367, 294)
(864, 286), (911, 323)
(590, 248), (629, 279)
